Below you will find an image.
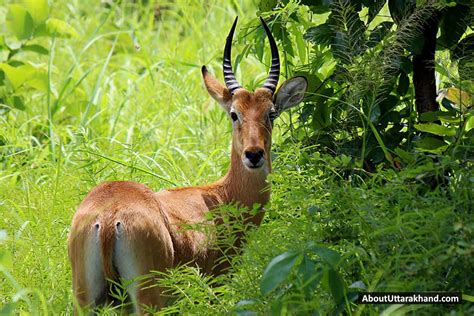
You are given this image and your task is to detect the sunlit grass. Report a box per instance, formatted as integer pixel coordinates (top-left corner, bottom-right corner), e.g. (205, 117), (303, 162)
(0, 0), (265, 312)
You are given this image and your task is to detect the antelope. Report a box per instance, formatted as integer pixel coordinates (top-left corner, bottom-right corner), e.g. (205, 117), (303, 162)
(68, 16), (307, 313)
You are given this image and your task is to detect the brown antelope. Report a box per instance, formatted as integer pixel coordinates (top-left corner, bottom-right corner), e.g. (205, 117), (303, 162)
(68, 16), (307, 313)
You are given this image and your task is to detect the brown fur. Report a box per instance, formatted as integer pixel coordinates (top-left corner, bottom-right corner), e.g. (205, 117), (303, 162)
(68, 70), (278, 313)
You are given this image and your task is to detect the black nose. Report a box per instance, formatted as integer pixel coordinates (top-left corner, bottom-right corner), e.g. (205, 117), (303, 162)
(245, 150), (264, 165)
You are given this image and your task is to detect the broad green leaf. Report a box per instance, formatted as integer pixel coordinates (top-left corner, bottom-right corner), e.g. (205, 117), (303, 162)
(0, 63), (34, 90)
(414, 123), (456, 137)
(33, 23), (49, 37)
(435, 62), (450, 78)
(260, 250), (300, 295)
(308, 244), (341, 267)
(395, 147), (415, 163)
(419, 110), (457, 123)
(324, 268), (346, 303)
(298, 255), (322, 297)
(293, 24), (306, 63)
(234, 299), (259, 316)
(439, 114), (462, 124)
(298, 254), (316, 282)
(46, 18), (78, 38)
(21, 44), (49, 55)
(0, 63), (46, 92)
(313, 102), (331, 129)
(12, 96), (25, 111)
(24, 0), (49, 25)
(6, 5), (34, 40)
(465, 115), (474, 132)
(25, 67), (48, 92)
(255, 27), (265, 62)
(415, 137), (448, 154)
(463, 293), (474, 303)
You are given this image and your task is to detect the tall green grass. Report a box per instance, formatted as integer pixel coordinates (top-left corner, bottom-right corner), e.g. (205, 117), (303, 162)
(0, 0), (265, 312)
(150, 145), (473, 315)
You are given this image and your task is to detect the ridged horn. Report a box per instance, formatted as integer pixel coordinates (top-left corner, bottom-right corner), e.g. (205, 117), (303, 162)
(223, 17), (242, 95)
(260, 17), (280, 94)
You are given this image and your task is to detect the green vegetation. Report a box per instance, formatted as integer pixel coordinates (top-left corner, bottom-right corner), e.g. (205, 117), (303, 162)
(0, 0), (472, 314)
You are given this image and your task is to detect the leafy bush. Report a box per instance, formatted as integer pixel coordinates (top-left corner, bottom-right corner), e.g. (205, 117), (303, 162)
(1, 0), (77, 115)
(151, 144), (473, 314)
(235, 0), (473, 169)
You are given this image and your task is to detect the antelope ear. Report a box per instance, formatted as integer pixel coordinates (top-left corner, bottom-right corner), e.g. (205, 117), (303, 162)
(202, 66), (232, 112)
(274, 76), (307, 114)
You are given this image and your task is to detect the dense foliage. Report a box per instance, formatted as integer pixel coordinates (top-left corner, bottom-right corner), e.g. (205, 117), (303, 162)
(240, 0), (474, 169)
(0, 0), (472, 315)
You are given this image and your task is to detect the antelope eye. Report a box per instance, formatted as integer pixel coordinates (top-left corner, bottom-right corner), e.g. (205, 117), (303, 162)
(268, 111), (278, 121)
(230, 112), (238, 122)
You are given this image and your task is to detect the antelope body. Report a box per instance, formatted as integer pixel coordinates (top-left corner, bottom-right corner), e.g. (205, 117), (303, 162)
(68, 17), (307, 313)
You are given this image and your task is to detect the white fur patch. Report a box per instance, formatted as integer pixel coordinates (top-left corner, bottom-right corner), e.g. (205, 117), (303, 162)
(85, 224), (106, 305)
(114, 222), (140, 311)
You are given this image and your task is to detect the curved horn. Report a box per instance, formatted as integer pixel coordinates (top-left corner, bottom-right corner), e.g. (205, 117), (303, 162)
(223, 17), (242, 95)
(260, 17), (280, 94)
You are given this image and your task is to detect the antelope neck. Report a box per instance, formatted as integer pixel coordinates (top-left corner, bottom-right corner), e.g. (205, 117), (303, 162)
(218, 143), (271, 208)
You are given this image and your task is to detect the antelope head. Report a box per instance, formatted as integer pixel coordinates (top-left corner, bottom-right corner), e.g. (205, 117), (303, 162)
(202, 17), (308, 172)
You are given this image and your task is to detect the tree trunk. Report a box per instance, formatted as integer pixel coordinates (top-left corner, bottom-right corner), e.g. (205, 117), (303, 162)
(413, 11), (441, 119)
